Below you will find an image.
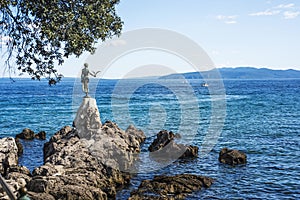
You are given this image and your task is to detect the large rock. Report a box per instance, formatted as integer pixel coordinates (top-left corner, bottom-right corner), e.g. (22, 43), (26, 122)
(88, 121), (146, 172)
(28, 126), (126, 199)
(73, 97), (102, 140)
(219, 147), (247, 165)
(148, 130), (198, 160)
(0, 138), (31, 200)
(129, 174), (213, 199)
(26, 98), (146, 199)
(16, 128), (35, 140)
(0, 137), (18, 175)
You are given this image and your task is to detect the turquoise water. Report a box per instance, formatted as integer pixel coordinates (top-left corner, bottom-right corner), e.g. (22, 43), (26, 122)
(0, 78), (299, 199)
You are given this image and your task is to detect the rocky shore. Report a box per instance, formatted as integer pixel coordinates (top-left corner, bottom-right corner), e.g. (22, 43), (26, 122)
(0, 98), (247, 199)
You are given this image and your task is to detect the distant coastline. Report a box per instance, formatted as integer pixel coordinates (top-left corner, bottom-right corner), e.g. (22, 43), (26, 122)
(1, 67), (300, 80)
(160, 67), (300, 80)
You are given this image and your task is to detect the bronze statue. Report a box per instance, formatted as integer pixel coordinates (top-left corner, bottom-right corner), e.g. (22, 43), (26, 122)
(81, 63), (101, 97)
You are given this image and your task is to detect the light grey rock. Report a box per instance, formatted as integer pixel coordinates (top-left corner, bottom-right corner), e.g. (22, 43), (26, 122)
(126, 124), (146, 144)
(0, 137), (18, 175)
(88, 121), (145, 172)
(0, 137), (32, 200)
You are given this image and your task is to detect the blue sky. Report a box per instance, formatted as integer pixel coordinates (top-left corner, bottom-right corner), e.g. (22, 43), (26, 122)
(117, 0), (299, 68)
(2, 0), (300, 78)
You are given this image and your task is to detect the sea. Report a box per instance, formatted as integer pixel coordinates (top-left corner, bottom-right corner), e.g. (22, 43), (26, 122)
(0, 77), (299, 199)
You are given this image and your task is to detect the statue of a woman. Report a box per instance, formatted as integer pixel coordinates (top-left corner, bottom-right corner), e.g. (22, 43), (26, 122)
(81, 63), (90, 97)
(81, 63), (101, 97)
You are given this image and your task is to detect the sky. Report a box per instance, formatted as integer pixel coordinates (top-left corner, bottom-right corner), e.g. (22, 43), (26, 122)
(1, 0), (300, 78)
(115, 0), (300, 68)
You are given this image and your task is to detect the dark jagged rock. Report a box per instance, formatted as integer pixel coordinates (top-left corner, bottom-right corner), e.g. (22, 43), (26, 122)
(15, 137), (23, 156)
(129, 174), (213, 199)
(148, 130), (177, 152)
(16, 128), (35, 140)
(34, 131), (46, 140)
(219, 147), (247, 165)
(149, 130), (198, 160)
(178, 145), (199, 159)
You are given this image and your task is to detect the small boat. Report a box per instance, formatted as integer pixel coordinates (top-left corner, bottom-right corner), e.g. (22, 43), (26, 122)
(201, 82), (209, 87)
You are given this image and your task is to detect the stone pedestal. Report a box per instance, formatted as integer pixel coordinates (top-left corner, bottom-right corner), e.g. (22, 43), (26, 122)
(73, 97), (102, 139)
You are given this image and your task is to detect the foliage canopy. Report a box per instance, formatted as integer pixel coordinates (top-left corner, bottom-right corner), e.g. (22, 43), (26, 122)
(0, 0), (122, 84)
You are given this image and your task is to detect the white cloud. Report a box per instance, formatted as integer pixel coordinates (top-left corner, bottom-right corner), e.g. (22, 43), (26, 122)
(283, 11), (300, 19)
(216, 15), (238, 24)
(276, 3), (294, 9)
(249, 9), (280, 16)
(249, 3), (300, 19)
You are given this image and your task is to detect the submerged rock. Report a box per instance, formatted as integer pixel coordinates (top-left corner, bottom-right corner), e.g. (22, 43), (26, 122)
(149, 130), (198, 160)
(219, 147), (247, 165)
(129, 174), (213, 199)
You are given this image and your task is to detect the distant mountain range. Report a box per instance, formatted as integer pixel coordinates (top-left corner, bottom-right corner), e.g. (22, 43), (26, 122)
(160, 67), (300, 79)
